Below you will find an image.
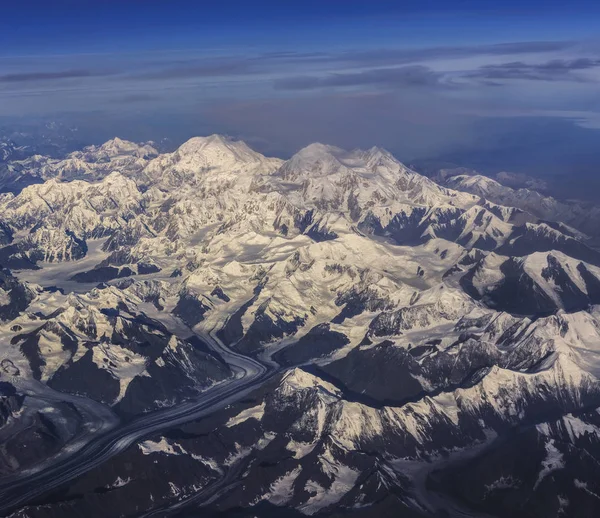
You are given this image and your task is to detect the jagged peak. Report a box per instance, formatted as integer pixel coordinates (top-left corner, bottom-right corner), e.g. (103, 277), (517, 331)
(361, 145), (396, 163)
(87, 137), (158, 158)
(279, 368), (341, 397)
(101, 136), (131, 147)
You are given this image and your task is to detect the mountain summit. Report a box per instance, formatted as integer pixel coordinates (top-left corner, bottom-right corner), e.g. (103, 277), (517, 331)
(142, 134), (283, 191)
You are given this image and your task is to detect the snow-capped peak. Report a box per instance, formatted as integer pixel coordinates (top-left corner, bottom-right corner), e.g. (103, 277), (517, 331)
(279, 368), (341, 397)
(362, 145), (393, 165)
(175, 134), (267, 167)
(137, 134), (283, 193)
(88, 137), (158, 159)
(276, 142), (417, 184)
(276, 143), (350, 181)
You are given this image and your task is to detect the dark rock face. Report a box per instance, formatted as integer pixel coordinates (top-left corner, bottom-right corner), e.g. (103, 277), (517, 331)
(463, 254), (600, 315)
(577, 262), (600, 300)
(49, 349), (121, 405)
(102, 223), (153, 252)
(14, 307), (232, 418)
(498, 225), (600, 266)
(436, 408), (600, 518)
(0, 244), (39, 269)
(433, 208), (503, 251)
(115, 340), (230, 418)
(273, 323), (349, 366)
(97, 249), (134, 267)
(18, 321), (78, 380)
(0, 222), (14, 246)
(367, 301), (451, 338)
(235, 301), (306, 354)
(474, 258), (557, 315)
(71, 266), (133, 283)
(210, 286), (230, 302)
(0, 382), (86, 476)
(322, 342), (425, 404)
(217, 295), (258, 346)
(173, 292), (211, 327)
(0, 269), (34, 321)
(323, 335), (501, 405)
(332, 287), (391, 324)
(0, 382), (23, 427)
(540, 255), (590, 310)
(0, 230), (87, 268)
(358, 207), (429, 246)
(292, 209), (338, 242)
(137, 262), (161, 275)
(306, 224), (338, 242)
(383, 207), (431, 245)
(64, 230), (88, 260)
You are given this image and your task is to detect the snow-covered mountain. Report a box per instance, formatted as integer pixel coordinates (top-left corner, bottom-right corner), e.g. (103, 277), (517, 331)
(2, 135), (600, 518)
(0, 137), (157, 197)
(440, 172), (600, 241)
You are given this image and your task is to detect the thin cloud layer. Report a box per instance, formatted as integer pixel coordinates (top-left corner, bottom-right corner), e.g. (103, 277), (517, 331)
(322, 40), (577, 67)
(0, 69), (96, 83)
(274, 65), (444, 90)
(471, 58), (600, 82)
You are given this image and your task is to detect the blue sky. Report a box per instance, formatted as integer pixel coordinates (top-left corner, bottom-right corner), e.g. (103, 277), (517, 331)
(1, 0), (600, 176)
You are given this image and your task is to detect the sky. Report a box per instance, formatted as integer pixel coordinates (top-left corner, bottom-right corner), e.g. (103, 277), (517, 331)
(2, 0), (600, 180)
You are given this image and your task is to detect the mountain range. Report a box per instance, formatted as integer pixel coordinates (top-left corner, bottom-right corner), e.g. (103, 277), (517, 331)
(1, 135), (599, 518)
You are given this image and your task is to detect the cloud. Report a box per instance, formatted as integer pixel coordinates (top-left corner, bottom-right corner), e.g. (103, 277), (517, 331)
(128, 40), (575, 83)
(2, 39), (576, 91)
(470, 58), (600, 82)
(133, 59), (263, 80)
(274, 65), (444, 90)
(114, 93), (162, 103)
(258, 50), (328, 60)
(320, 40), (576, 67)
(0, 69), (96, 83)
